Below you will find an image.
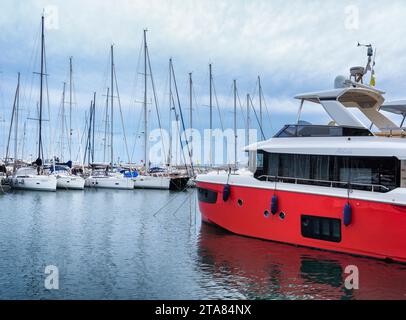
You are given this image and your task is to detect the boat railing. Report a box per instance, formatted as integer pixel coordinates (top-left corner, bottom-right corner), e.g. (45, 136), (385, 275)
(256, 175), (390, 193)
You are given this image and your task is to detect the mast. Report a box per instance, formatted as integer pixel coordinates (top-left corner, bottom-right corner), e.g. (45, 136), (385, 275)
(258, 76), (263, 132)
(233, 79), (237, 168)
(103, 87), (109, 163)
(246, 93), (250, 147)
(13, 73), (20, 171)
(61, 82), (66, 161)
(110, 45), (114, 167)
(189, 72), (193, 130)
(209, 63), (212, 166)
(168, 58), (172, 166)
(189, 72), (193, 160)
(169, 61), (195, 175)
(6, 74), (19, 168)
(143, 29), (149, 171)
(21, 121), (26, 162)
(86, 99), (93, 165)
(69, 56), (73, 160)
(38, 14), (45, 161)
(92, 92), (96, 163)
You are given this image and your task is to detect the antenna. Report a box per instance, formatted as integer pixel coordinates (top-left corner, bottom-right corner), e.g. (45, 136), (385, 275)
(357, 42), (373, 57)
(350, 42), (374, 83)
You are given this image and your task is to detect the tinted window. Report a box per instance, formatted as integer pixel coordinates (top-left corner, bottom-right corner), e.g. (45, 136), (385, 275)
(301, 215), (341, 242)
(197, 188), (218, 204)
(275, 125), (373, 137)
(255, 152), (400, 192)
(256, 153), (264, 169)
(277, 125), (297, 137)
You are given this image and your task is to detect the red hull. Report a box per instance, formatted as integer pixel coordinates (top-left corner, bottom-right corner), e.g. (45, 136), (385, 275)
(197, 182), (406, 263)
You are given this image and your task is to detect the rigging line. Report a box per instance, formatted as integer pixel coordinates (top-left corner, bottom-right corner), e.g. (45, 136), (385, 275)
(249, 95), (266, 140)
(130, 36), (144, 109)
(130, 110), (143, 162)
(57, 82), (65, 159)
(250, 78), (259, 101)
(174, 110), (186, 166)
(44, 43), (53, 161)
(21, 120), (27, 161)
(5, 78), (19, 163)
(130, 99), (144, 162)
(64, 113), (70, 160)
(103, 87), (109, 163)
(101, 49), (111, 93)
(76, 111), (88, 162)
(146, 45), (167, 163)
(227, 80), (234, 109)
(24, 22), (40, 117)
(254, 76), (273, 136)
(261, 90), (274, 136)
(113, 66), (131, 164)
(26, 48), (40, 143)
(236, 87), (247, 126)
(161, 71), (170, 165)
(170, 86), (185, 166)
(170, 62), (195, 175)
(129, 40), (144, 160)
(84, 101), (93, 164)
(211, 77), (224, 131)
(192, 83), (202, 129)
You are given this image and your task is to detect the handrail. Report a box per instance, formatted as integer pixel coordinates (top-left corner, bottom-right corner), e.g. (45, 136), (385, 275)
(257, 175), (390, 193)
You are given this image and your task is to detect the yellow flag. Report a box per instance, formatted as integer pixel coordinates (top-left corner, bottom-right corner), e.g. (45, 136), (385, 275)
(370, 72), (376, 87)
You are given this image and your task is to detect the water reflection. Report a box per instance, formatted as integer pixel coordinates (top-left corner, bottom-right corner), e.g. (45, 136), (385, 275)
(0, 190), (404, 299)
(197, 223), (406, 300)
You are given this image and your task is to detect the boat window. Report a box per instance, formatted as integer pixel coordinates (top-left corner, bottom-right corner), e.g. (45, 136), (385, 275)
(197, 188), (218, 204)
(301, 215), (341, 243)
(275, 125), (373, 138)
(255, 152), (400, 193)
(256, 153), (264, 170)
(277, 125), (297, 137)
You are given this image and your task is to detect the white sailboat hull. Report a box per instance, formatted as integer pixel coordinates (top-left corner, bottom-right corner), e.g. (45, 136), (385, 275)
(56, 175), (85, 190)
(11, 175), (57, 191)
(133, 175), (171, 190)
(85, 176), (134, 190)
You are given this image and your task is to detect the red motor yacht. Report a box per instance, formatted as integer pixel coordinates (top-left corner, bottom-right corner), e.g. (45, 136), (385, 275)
(196, 49), (406, 263)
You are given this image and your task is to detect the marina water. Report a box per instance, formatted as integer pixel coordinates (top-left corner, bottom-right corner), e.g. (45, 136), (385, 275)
(0, 189), (405, 299)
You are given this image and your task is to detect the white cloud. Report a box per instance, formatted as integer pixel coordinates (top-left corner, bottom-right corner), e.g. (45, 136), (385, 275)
(2, 0), (406, 160)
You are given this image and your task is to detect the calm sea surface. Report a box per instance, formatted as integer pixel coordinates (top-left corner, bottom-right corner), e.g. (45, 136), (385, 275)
(0, 189), (405, 300)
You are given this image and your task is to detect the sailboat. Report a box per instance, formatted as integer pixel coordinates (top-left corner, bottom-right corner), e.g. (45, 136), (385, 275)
(53, 165), (85, 189)
(85, 45), (134, 190)
(53, 58), (85, 190)
(11, 15), (56, 191)
(132, 30), (189, 191)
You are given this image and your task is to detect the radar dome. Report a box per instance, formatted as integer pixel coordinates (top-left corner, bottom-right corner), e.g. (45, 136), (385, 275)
(334, 75), (347, 88)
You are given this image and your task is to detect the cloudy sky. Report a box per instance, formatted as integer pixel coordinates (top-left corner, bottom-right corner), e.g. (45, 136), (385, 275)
(1, 0), (406, 164)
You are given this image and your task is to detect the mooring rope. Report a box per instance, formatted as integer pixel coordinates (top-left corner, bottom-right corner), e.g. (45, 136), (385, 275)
(152, 184), (193, 217)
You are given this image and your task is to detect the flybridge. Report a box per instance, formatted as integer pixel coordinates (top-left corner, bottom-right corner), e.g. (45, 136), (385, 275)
(294, 43), (403, 133)
(295, 85), (400, 131)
